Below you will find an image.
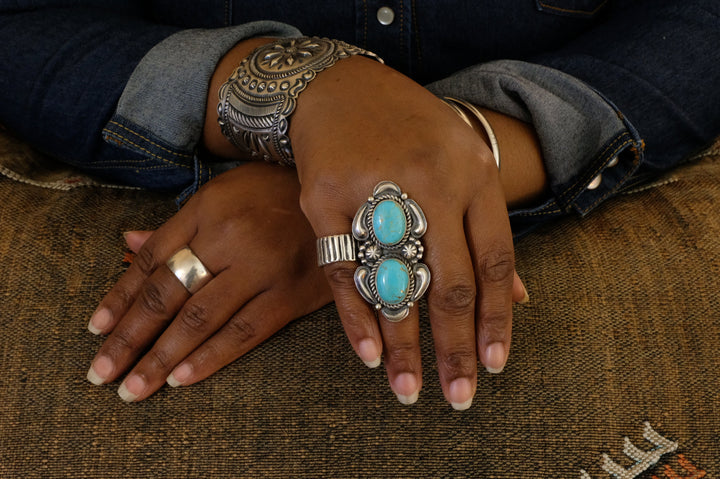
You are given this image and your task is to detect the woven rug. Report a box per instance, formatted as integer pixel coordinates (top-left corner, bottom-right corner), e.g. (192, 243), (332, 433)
(0, 130), (718, 478)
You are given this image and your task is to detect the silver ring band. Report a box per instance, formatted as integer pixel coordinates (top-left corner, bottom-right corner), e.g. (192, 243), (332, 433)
(317, 234), (357, 266)
(166, 246), (212, 294)
(316, 181), (431, 321)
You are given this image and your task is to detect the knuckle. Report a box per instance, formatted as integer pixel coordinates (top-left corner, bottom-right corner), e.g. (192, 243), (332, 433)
(479, 309), (511, 339)
(439, 348), (476, 377)
(478, 248), (515, 284)
(385, 341), (417, 364)
(138, 281), (171, 317)
(432, 280), (476, 316)
(107, 328), (137, 356)
(324, 264), (356, 289)
(225, 314), (257, 344)
(178, 302), (211, 334)
(147, 348), (172, 371)
(133, 246), (160, 276)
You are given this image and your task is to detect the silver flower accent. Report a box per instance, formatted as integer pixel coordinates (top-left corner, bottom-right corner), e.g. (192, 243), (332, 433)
(365, 244), (381, 261)
(262, 39), (321, 69)
(402, 243), (418, 259)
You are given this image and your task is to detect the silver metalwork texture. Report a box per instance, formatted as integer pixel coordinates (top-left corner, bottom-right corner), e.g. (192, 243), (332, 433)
(443, 97), (501, 171)
(317, 234), (357, 266)
(218, 37), (383, 166)
(166, 246), (212, 294)
(317, 181), (430, 322)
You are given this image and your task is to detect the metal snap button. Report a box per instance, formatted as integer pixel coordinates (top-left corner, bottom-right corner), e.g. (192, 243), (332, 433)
(587, 174), (602, 190)
(377, 6), (395, 26)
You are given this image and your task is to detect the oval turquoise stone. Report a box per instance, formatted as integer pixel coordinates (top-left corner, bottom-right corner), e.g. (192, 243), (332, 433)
(373, 200), (406, 245)
(376, 258), (410, 305)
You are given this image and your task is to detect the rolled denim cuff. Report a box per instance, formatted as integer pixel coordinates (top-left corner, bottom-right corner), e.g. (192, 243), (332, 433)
(101, 20), (301, 196)
(426, 60), (645, 236)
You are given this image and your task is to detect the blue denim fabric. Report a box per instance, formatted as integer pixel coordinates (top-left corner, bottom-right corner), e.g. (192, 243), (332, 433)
(0, 1), (718, 232)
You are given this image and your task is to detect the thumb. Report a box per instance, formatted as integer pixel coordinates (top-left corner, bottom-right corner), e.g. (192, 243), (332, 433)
(122, 230), (154, 253)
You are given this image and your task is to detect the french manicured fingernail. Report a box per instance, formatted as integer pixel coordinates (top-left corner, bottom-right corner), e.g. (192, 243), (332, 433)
(118, 374), (145, 402)
(520, 284), (530, 304)
(449, 377), (474, 410)
(87, 307), (112, 335)
(87, 355), (113, 385)
(358, 338), (381, 368)
(167, 363), (192, 387)
(393, 372), (419, 405)
(485, 342), (507, 374)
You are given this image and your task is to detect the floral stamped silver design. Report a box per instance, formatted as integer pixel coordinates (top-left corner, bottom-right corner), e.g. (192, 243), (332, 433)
(217, 37), (383, 166)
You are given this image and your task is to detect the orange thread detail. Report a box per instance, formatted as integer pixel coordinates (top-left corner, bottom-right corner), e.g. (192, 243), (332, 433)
(655, 454), (707, 479)
(537, 0), (608, 16)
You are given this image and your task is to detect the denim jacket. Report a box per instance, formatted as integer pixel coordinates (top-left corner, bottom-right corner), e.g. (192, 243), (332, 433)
(0, 1), (718, 235)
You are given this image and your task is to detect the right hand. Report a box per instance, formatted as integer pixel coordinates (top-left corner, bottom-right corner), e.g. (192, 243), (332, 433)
(86, 162), (332, 402)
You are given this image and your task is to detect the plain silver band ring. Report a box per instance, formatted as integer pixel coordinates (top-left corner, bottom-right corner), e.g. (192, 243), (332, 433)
(166, 246), (212, 294)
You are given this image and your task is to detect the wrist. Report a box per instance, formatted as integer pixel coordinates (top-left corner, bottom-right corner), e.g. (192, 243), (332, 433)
(203, 37), (276, 159)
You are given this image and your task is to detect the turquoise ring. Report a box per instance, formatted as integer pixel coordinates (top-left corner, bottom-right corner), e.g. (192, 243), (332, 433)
(316, 181), (431, 322)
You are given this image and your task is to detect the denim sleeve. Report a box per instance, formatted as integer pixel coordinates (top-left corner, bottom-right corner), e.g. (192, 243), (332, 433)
(0, 5), (299, 195)
(427, 0), (720, 237)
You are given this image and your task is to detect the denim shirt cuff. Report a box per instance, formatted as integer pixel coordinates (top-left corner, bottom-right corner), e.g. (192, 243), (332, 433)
(101, 21), (301, 198)
(425, 60), (645, 237)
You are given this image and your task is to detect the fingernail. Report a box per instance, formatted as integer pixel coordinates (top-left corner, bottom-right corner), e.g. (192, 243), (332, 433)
(167, 363), (192, 387)
(118, 374), (145, 402)
(87, 355), (113, 385)
(358, 338), (381, 368)
(485, 342), (508, 374)
(520, 285), (530, 304)
(393, 372), (419, 405)
(449, 377), (474, 410)
(87, 307), (112, 335)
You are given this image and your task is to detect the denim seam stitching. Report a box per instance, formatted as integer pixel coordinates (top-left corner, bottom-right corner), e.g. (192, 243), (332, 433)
(106, 121), (193, 159)
(102, 130), (193, 170)
(559, 133), (633, 204)
(577, 144), (642, 214)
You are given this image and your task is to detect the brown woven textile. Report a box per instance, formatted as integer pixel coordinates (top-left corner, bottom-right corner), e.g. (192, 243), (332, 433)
(0, 131), (718, 478)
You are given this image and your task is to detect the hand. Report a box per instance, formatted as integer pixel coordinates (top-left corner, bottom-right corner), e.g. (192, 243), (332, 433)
(289, 56), (527, 409)
(86, 162), (332, 401)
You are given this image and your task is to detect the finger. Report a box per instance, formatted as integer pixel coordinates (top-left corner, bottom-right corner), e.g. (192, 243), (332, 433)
(114, 271), (253, 402)
(513, 270), (530, 304)
(123, 230), (154, 253)
(87, 213), (196, 336)
(163, 287), (302, 388)
(323, 261), (383, 368)
(87, 265), (191, 386)
(423, 208), (479, 411)
(300, 185), (384, 369)
(379, 307), (422, 405)
(466, 184), (515, 376)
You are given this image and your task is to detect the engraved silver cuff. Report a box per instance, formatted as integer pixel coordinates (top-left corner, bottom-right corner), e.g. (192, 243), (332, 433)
(217, 37), (383, 166)
(317, 181), (431, 322)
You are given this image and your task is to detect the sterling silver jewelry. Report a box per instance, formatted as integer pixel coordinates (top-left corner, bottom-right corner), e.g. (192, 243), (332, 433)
(166, 246), (212, 294)
(443, 96), (501, 170)
(317, 181), (431, 322)
(218, 37), (383, 166)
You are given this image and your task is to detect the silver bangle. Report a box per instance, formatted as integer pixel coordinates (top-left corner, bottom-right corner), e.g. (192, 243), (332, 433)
(443, 97), (501, 170)
(217, 37), (383, 166)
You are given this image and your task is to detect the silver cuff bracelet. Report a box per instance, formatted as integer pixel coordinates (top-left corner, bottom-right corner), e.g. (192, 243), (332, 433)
(217, 37), (383, 166)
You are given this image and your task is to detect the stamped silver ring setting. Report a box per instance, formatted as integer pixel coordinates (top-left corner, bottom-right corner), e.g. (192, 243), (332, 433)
(317, 181), (431, 321)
